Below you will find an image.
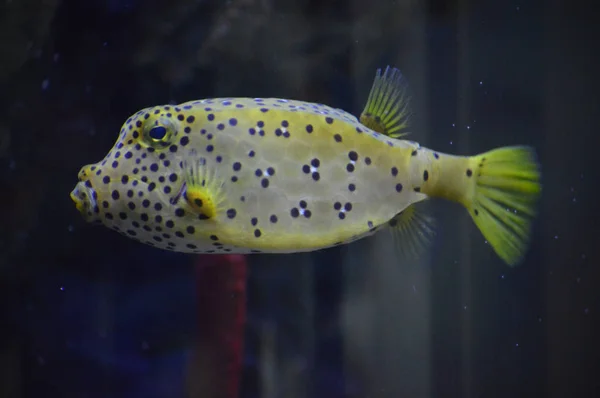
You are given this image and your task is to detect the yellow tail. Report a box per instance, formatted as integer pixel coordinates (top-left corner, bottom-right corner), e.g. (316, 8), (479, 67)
(465, 146), (541, 266)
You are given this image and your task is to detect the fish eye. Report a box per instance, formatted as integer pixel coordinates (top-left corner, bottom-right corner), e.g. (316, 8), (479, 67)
(141, 116), (175, 148)
(149, 126), (167, 140)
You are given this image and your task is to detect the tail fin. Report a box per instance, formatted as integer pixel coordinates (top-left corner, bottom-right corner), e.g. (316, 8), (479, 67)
(465, 146), (541, 266)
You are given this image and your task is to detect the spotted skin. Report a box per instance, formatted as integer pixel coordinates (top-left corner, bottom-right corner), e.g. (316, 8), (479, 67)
(71, 97), (432, 254)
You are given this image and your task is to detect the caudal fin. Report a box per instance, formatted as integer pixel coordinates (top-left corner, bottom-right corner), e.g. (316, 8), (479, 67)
(466, 146), (541, 266)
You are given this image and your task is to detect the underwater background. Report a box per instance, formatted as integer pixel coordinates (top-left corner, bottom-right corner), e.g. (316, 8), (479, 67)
(0, 0), (597, 397)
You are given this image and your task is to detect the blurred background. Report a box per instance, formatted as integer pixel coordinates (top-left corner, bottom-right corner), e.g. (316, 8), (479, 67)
(0, 0), (597, 397)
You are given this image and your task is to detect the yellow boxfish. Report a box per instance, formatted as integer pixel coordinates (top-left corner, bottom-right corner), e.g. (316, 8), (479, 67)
(71, 66), (541, 266)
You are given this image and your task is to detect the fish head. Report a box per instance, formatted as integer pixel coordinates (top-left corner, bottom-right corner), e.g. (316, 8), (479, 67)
(70, 105), (193, 237)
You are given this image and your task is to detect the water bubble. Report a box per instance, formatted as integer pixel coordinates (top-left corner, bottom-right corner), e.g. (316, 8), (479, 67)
(41, 79), (50, 90)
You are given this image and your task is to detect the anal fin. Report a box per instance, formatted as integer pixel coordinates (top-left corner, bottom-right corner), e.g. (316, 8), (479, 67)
(389, 202), (436, 259)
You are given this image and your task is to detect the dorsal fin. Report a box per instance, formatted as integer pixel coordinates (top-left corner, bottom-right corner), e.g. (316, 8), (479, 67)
(359, 66), (412, 138)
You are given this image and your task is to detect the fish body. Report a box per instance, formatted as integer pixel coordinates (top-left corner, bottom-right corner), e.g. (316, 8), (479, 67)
(71, 67), (541, 265)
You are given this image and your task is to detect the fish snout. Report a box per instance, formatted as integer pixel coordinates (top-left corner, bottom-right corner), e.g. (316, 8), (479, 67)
(71, 165), (101, 223)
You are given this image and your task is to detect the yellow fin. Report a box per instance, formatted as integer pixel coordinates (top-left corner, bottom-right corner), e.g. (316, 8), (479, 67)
(389, 202), (436, 259)
(180, 151), (226, 220)
(465, 146), (541, 266)
(359, 66), (412, 138)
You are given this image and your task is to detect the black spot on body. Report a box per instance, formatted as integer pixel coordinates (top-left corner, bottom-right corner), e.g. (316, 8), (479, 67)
(175, 208), (185, 217)
(396, 183), (403, 192)
(423, 170), (429, 181)
(227, 208), (237, 219)
(334, 134), (342, 142)
(348, 151), (358, 161)
(254, 229), (262, 238)
(466, 169), (473, 177)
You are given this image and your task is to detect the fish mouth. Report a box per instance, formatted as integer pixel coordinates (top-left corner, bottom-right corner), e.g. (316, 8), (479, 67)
(70, 181), (100, 222)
